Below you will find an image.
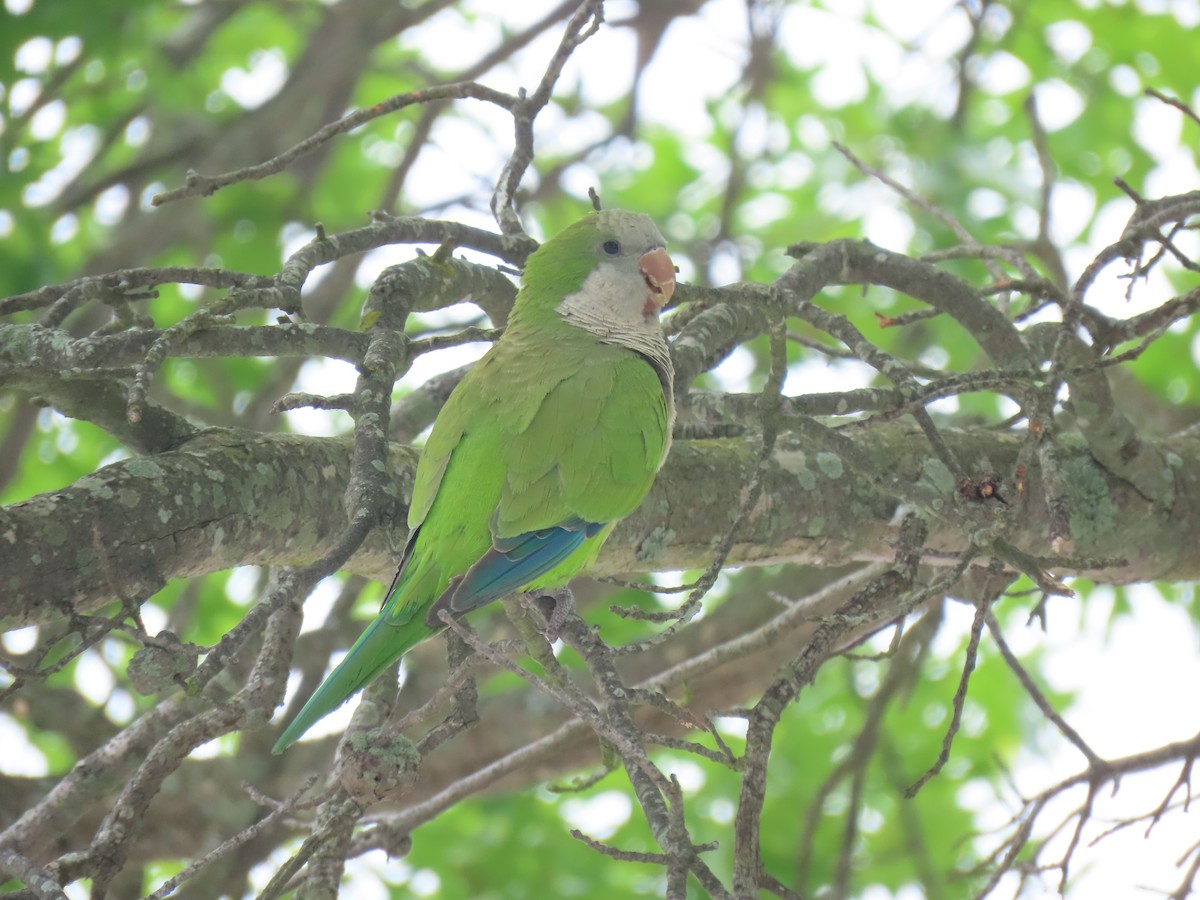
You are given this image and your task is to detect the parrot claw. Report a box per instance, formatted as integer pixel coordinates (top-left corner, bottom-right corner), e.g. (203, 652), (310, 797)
(522, 587), (575, 643)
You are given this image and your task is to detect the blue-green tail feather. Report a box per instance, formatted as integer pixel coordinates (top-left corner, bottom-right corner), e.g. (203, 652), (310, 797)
(272, 611), (432, 753)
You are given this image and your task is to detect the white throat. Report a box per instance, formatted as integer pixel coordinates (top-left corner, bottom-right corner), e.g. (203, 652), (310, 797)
(556, 267), (675, 398)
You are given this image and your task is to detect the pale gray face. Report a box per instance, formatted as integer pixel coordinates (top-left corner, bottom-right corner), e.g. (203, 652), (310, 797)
(591, 210), (668, 259)
(558, 211), (675, 333)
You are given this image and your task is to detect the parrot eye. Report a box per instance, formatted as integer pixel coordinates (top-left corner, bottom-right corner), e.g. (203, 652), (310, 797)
(601, 240), (621, 256)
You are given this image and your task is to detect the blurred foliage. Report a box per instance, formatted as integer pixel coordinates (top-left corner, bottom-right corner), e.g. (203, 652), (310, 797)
(2, 0), (1198, 897)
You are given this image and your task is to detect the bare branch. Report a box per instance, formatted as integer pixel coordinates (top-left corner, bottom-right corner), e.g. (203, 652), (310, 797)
(152, 83), (516, 206)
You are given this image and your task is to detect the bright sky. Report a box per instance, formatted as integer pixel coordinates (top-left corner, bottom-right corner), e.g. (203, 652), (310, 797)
(4, 0), (1200, 897)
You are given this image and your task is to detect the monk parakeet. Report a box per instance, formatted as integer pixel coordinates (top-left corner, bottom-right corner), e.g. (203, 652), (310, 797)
(273, 210), (676, 752)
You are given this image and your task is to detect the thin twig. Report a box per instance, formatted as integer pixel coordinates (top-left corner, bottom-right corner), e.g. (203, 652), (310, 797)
(905, 596), (989, 797)
(153, 83), (516, 206)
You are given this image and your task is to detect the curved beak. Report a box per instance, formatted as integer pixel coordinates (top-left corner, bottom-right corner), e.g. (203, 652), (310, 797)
(639, 247), (676, 313)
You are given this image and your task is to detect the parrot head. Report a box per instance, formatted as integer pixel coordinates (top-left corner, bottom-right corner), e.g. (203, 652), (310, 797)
(517, 209), (676, 336)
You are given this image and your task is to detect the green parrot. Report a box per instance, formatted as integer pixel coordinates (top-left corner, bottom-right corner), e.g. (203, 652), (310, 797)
(273, 210), (676, 752)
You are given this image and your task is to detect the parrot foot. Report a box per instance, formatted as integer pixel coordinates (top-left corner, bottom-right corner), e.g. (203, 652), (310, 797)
(522, 587), (575, 643)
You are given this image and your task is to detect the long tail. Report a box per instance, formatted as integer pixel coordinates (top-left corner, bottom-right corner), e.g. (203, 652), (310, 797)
(272, 611), (434, 753)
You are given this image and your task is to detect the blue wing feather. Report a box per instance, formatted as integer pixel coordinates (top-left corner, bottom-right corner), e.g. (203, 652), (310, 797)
(449, 517), (606, 613)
